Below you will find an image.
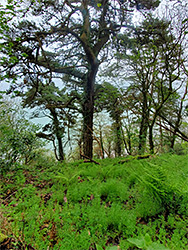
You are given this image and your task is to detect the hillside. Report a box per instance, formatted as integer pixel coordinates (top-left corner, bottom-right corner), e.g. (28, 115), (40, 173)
(1, 154), (188, 249)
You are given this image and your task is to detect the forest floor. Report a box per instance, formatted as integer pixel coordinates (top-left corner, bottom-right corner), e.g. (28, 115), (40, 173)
(1, 154), (188, 249)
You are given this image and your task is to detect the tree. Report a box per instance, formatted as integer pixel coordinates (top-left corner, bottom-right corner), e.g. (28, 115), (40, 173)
(95, 82), (125, 157)
(0, 0), (160, 158)
(23, 80), (78, 161)
(119, 16), (185, 154)
(0, 99), (44, 170)
(0, 1), (15, 72)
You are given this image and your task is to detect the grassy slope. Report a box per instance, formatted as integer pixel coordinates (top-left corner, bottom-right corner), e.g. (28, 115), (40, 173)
(1, 154), (188, 249)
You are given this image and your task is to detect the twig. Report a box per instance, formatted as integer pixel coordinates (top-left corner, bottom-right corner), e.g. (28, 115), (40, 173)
(4, 191), (17, 202)
(80, 154), (100, 165)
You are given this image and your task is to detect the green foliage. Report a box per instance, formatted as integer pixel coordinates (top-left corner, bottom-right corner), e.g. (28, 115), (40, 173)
(0, 232), (8, 243)
(0, 100), (44, 171)
(173, 142), (188, 155)
(1, 154), (188, 249)
(127, 233), (170, 249)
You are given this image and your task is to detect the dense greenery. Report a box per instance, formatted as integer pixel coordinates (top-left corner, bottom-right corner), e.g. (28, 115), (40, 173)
(0, 100), (44, 170)
(0, 1), (188, 249)
(2, 0), (187, 159)
(1, 154), (188, 249)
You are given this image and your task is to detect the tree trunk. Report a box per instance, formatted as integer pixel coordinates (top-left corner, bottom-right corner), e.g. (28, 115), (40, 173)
(170, 116), (181, 149)
(138, 89), (149, 155)
(57, 136), (64, 161)
(170, 85), (187, 149)
(50, 108), (64, 161)
(139, 112), (149, 154)
(139, 120), (148, 154)
(159, 118), (164, 152)
(82, 63), (99, 159)
(115, 123), (122, 157)
(148, 112), (158, 154)
(122, 126), (131, 155)
(99, 121), (105, 159)
(148, 124), (154, 154)
(113, 107), (123, 157)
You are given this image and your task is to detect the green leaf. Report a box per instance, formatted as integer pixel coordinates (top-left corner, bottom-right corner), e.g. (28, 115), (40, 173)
(97, 3), (102, 7)
(127, 237), (145, 248)
(96, 244), (103, 250)
(0, 232), (8, 243)
(21, 52), (28, 57)
(148, 242), (170, 250)
(144, 233), (152, 246)
(106, 246), (119, 250)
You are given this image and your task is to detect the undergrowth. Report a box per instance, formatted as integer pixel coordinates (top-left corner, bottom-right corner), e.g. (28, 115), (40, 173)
(1, 154), (188, 249)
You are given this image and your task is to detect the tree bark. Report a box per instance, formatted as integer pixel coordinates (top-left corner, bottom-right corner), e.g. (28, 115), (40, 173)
(170, 85), (187, 149)
(138, 90), (149, 154)
(82, 63), (99, 159)
(122, 126), (131, 155)
(99, 121), (105, 159)
(148, 123), (154, 154)
(115, 121), (122, 157)
(148, 110), (159, 154)
(139, 117), (149, 154)
(170, 120), (180, 149)
(49, 108), (64, 161)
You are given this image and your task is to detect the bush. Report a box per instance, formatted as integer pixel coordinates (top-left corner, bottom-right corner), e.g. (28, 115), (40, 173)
(0, 100), (44, 171)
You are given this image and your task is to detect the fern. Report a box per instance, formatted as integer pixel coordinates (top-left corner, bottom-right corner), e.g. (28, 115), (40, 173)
(136, 162), (174, 204)
(54, 172), (79, 185)
(127, 233), (170, 250)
